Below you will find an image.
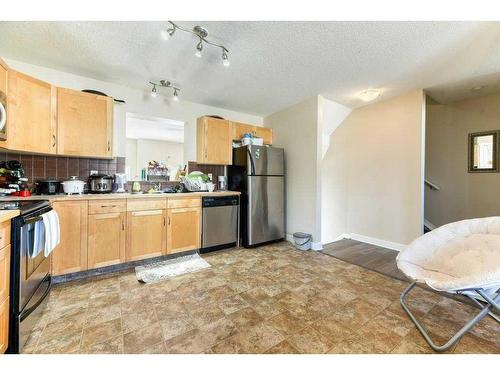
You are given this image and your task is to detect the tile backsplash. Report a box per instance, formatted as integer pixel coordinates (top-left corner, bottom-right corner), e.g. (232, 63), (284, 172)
(2, 152), (125, 188)
(2, 151), (227, 192)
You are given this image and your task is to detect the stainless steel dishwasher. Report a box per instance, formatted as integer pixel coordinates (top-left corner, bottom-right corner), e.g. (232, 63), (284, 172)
(200, 195), (239, 253)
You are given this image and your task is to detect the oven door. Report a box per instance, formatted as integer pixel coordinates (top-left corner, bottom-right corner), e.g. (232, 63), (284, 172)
(20, 215), (50, 311)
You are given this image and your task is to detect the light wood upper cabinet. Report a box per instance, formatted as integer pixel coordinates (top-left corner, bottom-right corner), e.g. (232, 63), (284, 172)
(197, 116), (233, 165)
(52, 200), (88, 276)
(0, 297), (8, 354)
(57, 88), (113, 158)
(88, 212), (126, 269)
(232, 122), (273, 145)
(167, 207), (201, 254)
(254, 127), (273, 145)
(0, 59), (7, 94)
(0, 70), (57, 154)
(232, 122), (256, 140)
(126, 209), (166, 261)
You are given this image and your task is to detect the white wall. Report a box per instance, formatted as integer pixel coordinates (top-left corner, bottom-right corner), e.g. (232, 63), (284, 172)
(319, 97), (352, 244)
(126, 138), (184, 180)
(4, 59), (263, 160)
(321, 90), (426, 249)
(319, 96), (352, 159)
(264, 96), (323, 249)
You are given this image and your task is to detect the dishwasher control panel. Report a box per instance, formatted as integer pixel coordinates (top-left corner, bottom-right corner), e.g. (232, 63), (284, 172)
(202, 195), (239, 207)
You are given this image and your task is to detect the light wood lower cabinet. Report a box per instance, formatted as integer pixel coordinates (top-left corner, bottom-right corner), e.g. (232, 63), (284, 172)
(52, 201), (88, 276)
(167, 207), (201, 254)
(126, 209), (167, 261)
(88, 212), (126, 269)
(0, 245), (10, 304)
(0, 297), (8, 354)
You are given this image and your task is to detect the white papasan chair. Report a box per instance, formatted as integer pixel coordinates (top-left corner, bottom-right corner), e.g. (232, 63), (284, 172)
(396, 217), (500, 352)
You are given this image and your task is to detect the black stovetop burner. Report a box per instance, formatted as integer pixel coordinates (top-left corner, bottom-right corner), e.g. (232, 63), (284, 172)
(0, 200), (50, 215)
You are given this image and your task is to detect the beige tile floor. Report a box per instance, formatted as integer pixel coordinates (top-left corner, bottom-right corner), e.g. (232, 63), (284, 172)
(24, 242), (499, 354)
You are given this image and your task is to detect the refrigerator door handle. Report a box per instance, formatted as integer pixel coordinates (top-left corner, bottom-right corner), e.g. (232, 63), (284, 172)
(247, 148), (256, 176)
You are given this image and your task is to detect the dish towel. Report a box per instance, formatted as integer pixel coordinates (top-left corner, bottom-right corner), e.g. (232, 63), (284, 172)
(42, 210), (60, 257)
(30, 220), (46, 259)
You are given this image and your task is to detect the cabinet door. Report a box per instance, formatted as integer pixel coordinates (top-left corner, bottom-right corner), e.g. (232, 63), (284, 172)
(52, 201), (88, 276)
(232, 122), (256, 141)
(57, 88), (113, 158)
(0, 297), (8, 354)
(167, 207), (201, 254)
(88, 212), (126, 269)
(196, 117), (232, 165)
(254, 127), (273, 145)
(0, 70), (56, 154)
(126, 209), (166, 261)
(0, 59), (7, 94)
(0, 245), (9, 304)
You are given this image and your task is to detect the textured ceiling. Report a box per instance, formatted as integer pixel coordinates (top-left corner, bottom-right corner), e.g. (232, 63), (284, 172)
(1, 21), (500, 115)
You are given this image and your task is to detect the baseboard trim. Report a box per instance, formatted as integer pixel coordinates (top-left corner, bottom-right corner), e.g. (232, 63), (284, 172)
(348, 233), (406, 252)
(327, 232), (406, 252)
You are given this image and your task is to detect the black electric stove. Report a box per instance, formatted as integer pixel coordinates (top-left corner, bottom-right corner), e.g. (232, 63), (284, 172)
(0, 200), (50, 215)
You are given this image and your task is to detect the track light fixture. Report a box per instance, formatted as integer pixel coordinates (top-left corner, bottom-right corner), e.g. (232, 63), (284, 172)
(149, 80), (180, 101)
(162, 21), (230, 67)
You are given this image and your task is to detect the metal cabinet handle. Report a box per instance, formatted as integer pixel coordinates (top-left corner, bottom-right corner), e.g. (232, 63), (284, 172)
(107, 141), (110, 152)
(163, 217), (166, 226)
(122, 219), (125, 230)
(101, 204), (116, 208)
(168, 216), (171, 225)
(52, 134), (56, 147)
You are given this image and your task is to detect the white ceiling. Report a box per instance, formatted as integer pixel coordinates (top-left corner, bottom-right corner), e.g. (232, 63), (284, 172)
(1, 21), (500, 115)
(126, 113), (184, 143)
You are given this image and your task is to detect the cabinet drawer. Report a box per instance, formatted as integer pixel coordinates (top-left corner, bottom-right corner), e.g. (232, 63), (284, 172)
(0, 245), (9, 303)
(127, 198), (167, 212)
(167, 197), (201, 209)
(88, 199), (126, 214)
(0, 221), (10, 250)
(0, 296), (8, 354)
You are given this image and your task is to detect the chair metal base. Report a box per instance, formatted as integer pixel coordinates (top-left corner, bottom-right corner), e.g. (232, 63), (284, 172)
(400, 282), (500, 352)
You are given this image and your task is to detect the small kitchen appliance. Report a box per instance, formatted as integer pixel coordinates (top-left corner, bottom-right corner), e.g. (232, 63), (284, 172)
(34, 179), (61, 195)
(88, 174), (113, 193)
(61, 176), (85, 194)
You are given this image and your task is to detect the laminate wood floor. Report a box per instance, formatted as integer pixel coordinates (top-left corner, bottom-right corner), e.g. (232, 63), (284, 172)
(321, 239), (408, 281)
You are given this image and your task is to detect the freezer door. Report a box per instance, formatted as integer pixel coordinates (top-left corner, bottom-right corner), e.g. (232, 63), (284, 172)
(248, 146), (284, 176)
(247, 176), (285, 246)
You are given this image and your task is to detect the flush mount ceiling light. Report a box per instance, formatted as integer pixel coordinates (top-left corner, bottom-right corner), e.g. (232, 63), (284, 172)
(471, 85), (484, 91)
(161, 21), (230, 67)
(357, 89), (381, 102)
(149, 80), (180, 101)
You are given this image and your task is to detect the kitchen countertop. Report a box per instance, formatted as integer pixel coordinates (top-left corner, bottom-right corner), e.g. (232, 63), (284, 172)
(0, 191), (240, 202)
(0, 209), (20, 221)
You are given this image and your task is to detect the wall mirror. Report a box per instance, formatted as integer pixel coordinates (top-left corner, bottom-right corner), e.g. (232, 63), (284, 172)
(468, 131), (499, 172)
(125, 112), (186, 181)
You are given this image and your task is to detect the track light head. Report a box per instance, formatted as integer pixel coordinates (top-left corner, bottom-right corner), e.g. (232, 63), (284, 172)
(160, 28), (175, 41)
(222, 50), (230, 67)
(195, 41), (203, 58)
(172, 89), (179, 101)
(151, 84), (158, 98)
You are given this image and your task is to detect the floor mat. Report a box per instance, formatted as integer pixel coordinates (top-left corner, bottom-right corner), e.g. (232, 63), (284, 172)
(135, 253), (211, 284)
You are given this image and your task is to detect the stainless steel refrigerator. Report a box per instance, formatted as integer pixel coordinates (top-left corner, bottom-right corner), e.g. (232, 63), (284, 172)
(228, 145), (285, 247)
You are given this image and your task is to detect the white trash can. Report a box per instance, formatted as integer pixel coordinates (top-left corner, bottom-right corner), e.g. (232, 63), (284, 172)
(293, 232), (312, 251)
